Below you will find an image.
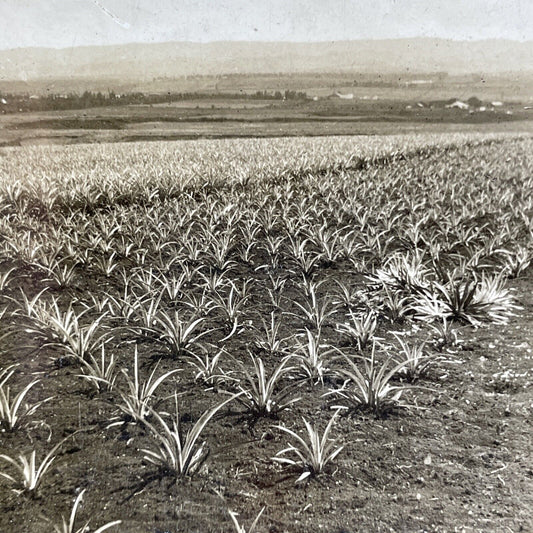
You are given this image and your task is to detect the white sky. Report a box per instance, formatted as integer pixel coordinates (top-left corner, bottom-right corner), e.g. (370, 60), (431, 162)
(0, 0), (531, 50)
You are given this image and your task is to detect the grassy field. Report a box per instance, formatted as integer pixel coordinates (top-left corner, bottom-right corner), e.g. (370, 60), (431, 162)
(2, 95), (532, 147)
(0, 133), (532, 532)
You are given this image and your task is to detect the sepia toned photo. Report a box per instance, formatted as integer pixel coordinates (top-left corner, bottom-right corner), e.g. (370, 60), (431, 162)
(0, 1), (531, 531)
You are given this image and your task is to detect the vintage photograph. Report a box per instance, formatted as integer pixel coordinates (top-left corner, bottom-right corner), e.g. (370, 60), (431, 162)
(0, 1), (532, 531)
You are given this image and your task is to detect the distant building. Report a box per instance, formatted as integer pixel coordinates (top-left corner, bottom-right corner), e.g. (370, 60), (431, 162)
(405, 79), (434, 86)
(445, 100), (469, 110)
(333, 92), (354, 100)
(0, 98), (7, 105)
(491, 101), (503, 107)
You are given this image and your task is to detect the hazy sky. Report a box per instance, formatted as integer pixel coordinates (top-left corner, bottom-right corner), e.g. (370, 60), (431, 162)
(0, 0), (531, 50)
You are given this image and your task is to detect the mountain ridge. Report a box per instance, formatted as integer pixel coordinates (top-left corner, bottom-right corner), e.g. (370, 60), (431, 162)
(1, 38), (532, 81)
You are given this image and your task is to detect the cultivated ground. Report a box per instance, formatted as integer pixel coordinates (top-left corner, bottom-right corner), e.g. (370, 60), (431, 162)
(0, 134), (532, 532)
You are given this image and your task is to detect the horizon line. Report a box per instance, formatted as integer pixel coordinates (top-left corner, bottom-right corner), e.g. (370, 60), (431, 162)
(2, 36), (532, 53)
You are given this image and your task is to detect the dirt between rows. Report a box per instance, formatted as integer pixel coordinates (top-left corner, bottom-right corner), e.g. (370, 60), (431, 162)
(0, 257), (531, 533)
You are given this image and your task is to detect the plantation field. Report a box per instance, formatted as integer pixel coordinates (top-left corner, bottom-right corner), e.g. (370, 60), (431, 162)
(2, 96), (532, 147)
(0, 133), (532, 532)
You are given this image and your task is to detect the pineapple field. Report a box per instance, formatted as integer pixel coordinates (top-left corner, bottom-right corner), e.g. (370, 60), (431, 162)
(0, 133), (532, 532)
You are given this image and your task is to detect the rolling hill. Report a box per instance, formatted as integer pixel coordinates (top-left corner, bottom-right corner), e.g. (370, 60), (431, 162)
(1, 38), (532, 81)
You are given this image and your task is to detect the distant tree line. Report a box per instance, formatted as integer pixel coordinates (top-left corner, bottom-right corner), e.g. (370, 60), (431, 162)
(0, 89), (308, 113)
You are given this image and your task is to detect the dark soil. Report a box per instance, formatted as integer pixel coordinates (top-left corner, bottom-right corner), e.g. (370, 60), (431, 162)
(3, 274), (532, 533)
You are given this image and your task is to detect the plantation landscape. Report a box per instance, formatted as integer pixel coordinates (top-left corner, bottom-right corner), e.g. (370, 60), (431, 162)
(0, 132), (532, 532)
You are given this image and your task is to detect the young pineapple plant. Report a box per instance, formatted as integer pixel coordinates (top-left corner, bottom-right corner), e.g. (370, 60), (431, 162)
(111, 345), (179, 427)
(0, 437), (69, 496)
(393, 333), (436, 382)
(500, 245), (531, 278)
(336, 310), (378, 351)
(252, 311), (288, 355)
(141, 392), (239, 477)
(326, 343), (412, 416)
(372, 251), (432, 296)
(0, 365), (53, 431)
(187, 346), (225, 385)
(273, 410), (344, 483)
(290, 283), (339, 333)
(291, 329), (335, 385)
(211, 280), (252, 338)
(414, 273), (519, 326)
(76, 344), (119, 393)
(134, 305), (214, 359)
(224, 354), (300, 418)
(428, 317), (461, 351)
